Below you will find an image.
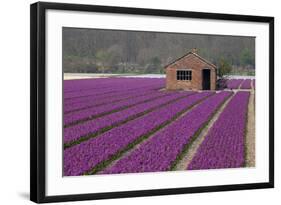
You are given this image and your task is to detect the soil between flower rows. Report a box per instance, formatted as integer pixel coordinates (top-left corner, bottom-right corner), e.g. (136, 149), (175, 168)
(63, 77), (255, 176)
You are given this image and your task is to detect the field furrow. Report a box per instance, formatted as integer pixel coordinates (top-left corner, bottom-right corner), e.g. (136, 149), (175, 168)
(64, 89), (141, 105)
(64, 85), (113, 93)
(240, 79), (252, 89)
(226, 79), (244, 89)
(64, 79), (141, 93)
(64, 81), (164, 99)
(64, 83), (164, 105)
(64, 85), (163, 102)
(187, 91), (250, 170)
(64, 78), (165, 92)
(63, 92), (213, 176)
(64, 89), (159, 113)
(64, 91), (170, 126)
(101, 91), (232, 174)
(64, 91), (194, 146)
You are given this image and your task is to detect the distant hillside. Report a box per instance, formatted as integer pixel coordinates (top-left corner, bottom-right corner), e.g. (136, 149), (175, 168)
(63, 27), (255, 74)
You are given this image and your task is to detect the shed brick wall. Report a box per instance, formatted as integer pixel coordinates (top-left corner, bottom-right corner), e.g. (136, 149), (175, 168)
(166, 54), (216, 90)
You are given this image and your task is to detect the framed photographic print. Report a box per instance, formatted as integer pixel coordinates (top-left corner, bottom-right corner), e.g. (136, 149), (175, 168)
(30, 1), (274, 203)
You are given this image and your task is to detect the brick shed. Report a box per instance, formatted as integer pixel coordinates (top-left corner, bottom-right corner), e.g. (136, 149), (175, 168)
(165, 50), (217, 90)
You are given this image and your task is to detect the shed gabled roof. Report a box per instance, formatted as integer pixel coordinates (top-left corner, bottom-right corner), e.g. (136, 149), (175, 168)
(165, 52), (217, 69)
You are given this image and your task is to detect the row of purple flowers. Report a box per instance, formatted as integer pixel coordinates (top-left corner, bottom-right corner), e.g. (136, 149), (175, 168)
(64, 92), (213, 176)
(188, 91), (250, 170)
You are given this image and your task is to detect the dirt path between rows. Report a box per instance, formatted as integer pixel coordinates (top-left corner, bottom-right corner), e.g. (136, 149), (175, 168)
(245, 89), (255, 167)
(94, 89), (255, 174)
(95, 93), (214, 174)
(173, 92), (235, 170)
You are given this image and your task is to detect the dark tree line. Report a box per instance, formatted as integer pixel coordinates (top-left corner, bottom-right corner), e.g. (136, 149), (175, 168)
(63, 27), (255, 74)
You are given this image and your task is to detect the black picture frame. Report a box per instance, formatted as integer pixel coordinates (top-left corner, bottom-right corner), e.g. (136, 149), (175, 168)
(30, 1), (274, 203)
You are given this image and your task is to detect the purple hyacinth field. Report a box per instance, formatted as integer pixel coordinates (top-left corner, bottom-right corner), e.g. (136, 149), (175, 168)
(63, 77), (255, 176)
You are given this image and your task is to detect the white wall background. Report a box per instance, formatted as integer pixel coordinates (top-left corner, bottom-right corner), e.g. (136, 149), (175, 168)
(0, 0), (279, 204)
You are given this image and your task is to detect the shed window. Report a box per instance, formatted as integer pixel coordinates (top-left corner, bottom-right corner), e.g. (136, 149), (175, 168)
(176, 70), (192, 81)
